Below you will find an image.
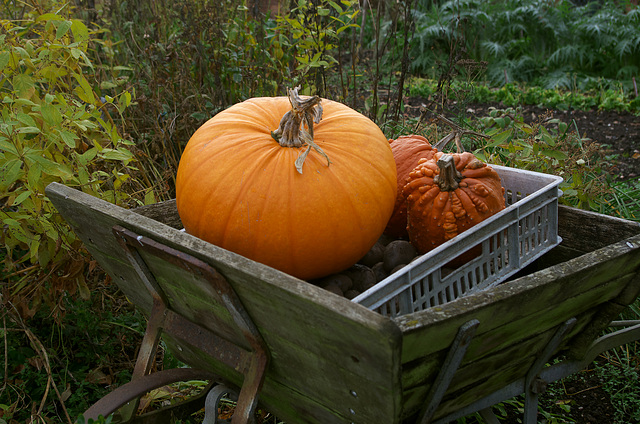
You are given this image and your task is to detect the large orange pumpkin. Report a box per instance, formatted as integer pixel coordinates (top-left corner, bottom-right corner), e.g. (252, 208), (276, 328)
(176, 88), (397, 280)
(384, 135), (437, 238)
(403, 152), (505, 262)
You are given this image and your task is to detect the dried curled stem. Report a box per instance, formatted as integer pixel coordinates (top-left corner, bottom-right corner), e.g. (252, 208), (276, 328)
(271, 86), (330, 174)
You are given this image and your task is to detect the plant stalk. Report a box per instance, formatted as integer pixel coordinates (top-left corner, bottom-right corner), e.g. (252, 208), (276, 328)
(434, 154), (463, 191)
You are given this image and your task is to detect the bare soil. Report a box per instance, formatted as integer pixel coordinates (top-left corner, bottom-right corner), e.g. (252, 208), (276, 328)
(405, 99), (640, 181)
(497, 104), (640, 181)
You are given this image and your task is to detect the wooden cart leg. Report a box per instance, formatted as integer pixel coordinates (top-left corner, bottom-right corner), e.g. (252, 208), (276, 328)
(109, 226), (271, 424)
(116, 297), (168, 422)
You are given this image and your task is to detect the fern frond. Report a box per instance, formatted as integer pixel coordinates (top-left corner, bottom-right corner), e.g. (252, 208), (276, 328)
(626, 7), (640, 23)
(481, 41), (506, 58)
(617, 65), (639, 80)
(614, 38), (635, 59)
(539, 69), (573, 90)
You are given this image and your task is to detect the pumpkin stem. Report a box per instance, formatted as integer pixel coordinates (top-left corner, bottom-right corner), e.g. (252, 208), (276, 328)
(271, 86), (330, 174)
(434, 154), (463, 191)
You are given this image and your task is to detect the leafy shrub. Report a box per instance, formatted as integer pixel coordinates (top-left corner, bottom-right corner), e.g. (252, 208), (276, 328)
(475, 107), (612, 210)
(98, 0), (295, 190)
(275, 0), (360, 95)
(409, 0), (640, 93)
(0, 2), (151, 318)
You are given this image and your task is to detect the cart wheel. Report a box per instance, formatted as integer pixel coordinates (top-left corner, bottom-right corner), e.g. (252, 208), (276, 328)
(203, 384), (239, 424)
(81, 368), (219, 423)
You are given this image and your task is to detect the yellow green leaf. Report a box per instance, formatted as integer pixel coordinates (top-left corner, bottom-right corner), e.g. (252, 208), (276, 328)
(72, 72), (96, 103)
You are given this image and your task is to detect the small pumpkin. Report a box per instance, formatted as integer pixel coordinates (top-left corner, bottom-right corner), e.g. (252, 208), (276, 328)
(403, 151), (505, 263)
(384, 135), (438, 238)
(175, 87), (397, 280)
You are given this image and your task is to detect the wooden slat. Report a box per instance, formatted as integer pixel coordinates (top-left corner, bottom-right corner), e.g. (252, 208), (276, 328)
(396, 239), (640, 363)
(133, 199), (182, 229)
(397, 277), (631, 420)
(393, 232), (640, 421)
(557, 205), (640, 251)
(46, 182), (403, 424)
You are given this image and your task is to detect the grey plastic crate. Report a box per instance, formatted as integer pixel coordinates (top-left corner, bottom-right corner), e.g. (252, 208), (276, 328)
(352, 165), (563, 318)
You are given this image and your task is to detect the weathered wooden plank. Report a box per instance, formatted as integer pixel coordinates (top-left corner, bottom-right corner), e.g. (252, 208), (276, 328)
(557, 205), (640, 251)
(149, 246), (402, 417)
(400, 331), (549, 421)
(401, 302), (606, 422)
(398, 275), (627, 408)
(396, 236), (640, 363)
(394, 234), (640, 421)
(133, 199), (182, 229)
(45, 183), (403, 424)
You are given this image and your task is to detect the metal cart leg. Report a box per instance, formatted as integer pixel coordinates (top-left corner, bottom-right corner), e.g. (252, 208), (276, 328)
(203, 384), (238, 424)
(419, 319), (480, 424)
(523, 318), (576, 424)
(83, 368), (218, 421)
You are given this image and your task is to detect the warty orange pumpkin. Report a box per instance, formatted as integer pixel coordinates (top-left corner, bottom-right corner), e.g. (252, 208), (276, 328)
(403, 151), (505, 263)
(175, 87), (397, 280)
(384, 135), (438, 238)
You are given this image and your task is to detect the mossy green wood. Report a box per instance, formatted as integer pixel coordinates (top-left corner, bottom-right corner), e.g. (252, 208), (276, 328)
(45, 182), (403, 424)
(394, 208), (640, 422)
(46, 182), (640, 424)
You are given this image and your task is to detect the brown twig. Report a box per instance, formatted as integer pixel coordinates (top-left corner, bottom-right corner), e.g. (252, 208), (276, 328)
(433, 114), (491, 153)
(6, 304), (73, 424)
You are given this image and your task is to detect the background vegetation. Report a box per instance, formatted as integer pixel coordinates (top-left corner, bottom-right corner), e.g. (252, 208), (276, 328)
(1, 0), (639, 422)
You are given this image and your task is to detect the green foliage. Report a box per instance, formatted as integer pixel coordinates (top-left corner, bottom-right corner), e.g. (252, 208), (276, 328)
(474, 107), (611, 210)
(410, 0), (640, 94)
(275, 0), (360, 94)
(597, 179), (640, 221)
(75, 415), (113, 424)
(1, 290), (144, 423)
(100, 0), (293, 191)
(594, 354), (640, 422)
(410, 79), (640, 113)
(0, 2), (151, 316)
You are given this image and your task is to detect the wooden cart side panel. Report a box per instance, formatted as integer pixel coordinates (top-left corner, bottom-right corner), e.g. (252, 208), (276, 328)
(557, 205), (640, 251)
(395, 235), (640, 422)
(400, 303), (600, 392)
(148, 237), (402, 422)
(399, 287), (619, 420)
(400, 331), (550, 421)
(45, 183), (403, 424)
(397, 240), (640, 362)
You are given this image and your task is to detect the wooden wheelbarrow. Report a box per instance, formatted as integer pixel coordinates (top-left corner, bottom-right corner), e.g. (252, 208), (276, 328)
(46, 182), (640, 424)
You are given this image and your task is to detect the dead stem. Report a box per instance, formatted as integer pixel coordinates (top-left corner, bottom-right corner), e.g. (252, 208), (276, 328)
(7, 304), (73, 424)
(432, 114), (491, 153)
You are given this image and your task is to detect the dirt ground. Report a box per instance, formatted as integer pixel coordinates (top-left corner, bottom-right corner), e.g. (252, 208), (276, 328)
(511, 104), (640, 181)
(404, 99), (640, 181)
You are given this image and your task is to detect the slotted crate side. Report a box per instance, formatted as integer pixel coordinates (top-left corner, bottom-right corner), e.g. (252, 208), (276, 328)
(353, 166), (563, 318)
